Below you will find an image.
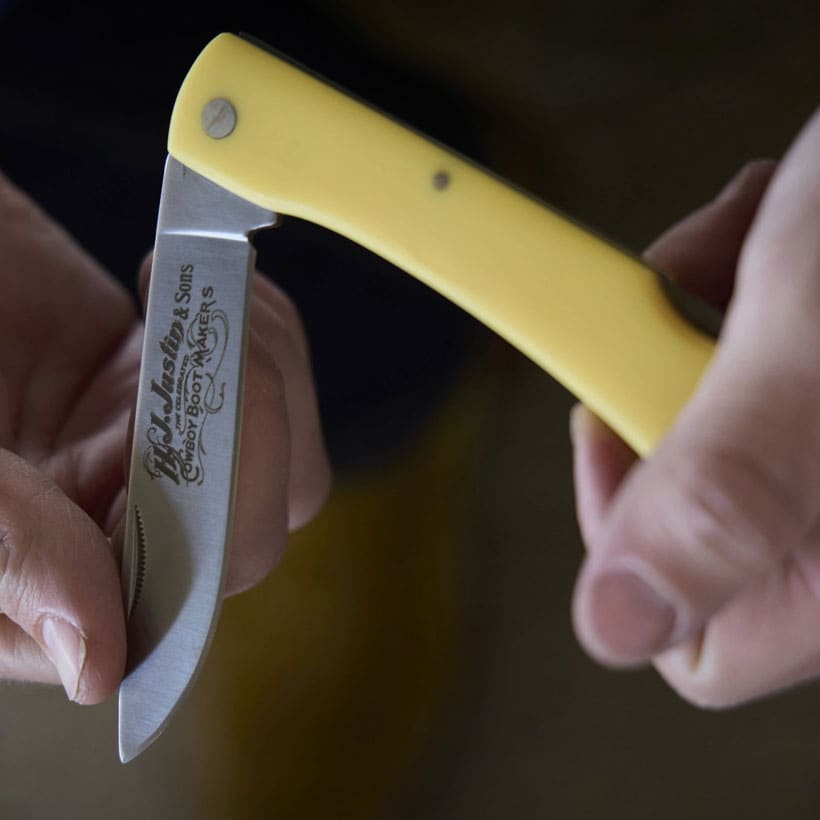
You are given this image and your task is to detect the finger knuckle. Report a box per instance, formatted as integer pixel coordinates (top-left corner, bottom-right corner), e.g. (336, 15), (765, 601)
(667, 443), (805, 581)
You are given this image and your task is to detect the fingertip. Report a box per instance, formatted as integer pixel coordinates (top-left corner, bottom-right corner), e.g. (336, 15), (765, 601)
(570, 404), (637, 547)
(287, 448), (332, 532)
(569, 402), (596, 446)
(642, 158), (776, 307)
(38, 605), (126, 705)
(40, 616), (87, 702)
(569, 403), (623, 454)
(75, 627), (126, 706)
(137, 252), (153, 307)
(714, 158), (778, 205)
(573, 558), (679, 667)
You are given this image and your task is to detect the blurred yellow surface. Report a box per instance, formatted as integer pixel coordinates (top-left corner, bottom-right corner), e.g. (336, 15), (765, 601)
(193, 350), (499, 819)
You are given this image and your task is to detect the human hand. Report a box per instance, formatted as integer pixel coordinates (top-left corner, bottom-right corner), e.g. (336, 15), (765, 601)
(0, 173), (330, 705)
(571, 107), (820, 707)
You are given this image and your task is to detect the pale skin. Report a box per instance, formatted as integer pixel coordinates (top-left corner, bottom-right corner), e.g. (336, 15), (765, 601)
(572, 106), (820, 708)
(0, 172), (331, 704)
(2, 106), (819, 712)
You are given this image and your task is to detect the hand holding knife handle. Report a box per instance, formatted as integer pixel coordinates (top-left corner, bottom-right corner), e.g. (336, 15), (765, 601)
(168, 33), (715, 456)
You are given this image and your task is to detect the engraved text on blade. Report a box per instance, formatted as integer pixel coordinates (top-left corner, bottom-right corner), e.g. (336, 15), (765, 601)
(143, 263), (230, 486)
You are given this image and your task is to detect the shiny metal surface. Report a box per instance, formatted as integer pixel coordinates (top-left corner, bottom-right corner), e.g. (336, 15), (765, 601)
(201, 98), (237, 139)
(118, 156), (276, 763)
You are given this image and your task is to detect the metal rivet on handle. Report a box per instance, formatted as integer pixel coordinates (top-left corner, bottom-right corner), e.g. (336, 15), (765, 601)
(202, 98), (237, 139)
(432, 170), (450, 190)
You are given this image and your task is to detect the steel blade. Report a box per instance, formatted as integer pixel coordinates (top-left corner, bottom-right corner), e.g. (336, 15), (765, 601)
(118, 156), (276, 763)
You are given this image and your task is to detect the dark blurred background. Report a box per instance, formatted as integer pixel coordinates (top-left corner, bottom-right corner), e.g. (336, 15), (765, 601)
(1, 2), (820, 818)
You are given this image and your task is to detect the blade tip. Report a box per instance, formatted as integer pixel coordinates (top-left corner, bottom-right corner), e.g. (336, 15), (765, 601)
(118, 735), (145, 765)
(118, 684), (160, 764)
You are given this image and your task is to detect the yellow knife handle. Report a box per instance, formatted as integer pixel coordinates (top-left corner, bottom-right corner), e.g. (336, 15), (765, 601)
(167, 33), (714, 456)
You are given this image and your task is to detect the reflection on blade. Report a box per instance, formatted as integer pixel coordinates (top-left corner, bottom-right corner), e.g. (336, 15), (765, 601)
(118, 156), (276, 763)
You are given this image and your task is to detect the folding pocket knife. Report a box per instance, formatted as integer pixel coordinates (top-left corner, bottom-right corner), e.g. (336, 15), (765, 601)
(118, 32), (718, 762)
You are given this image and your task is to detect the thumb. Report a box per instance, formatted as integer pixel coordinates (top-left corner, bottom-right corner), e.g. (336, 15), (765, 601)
(0, 449), (126, 703)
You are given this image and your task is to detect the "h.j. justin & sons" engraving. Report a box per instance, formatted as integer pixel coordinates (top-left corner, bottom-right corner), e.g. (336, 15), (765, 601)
(143, 264), (230, 485)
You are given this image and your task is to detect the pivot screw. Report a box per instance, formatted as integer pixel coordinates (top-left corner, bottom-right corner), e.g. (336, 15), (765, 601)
(202, 98), (237, 139)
